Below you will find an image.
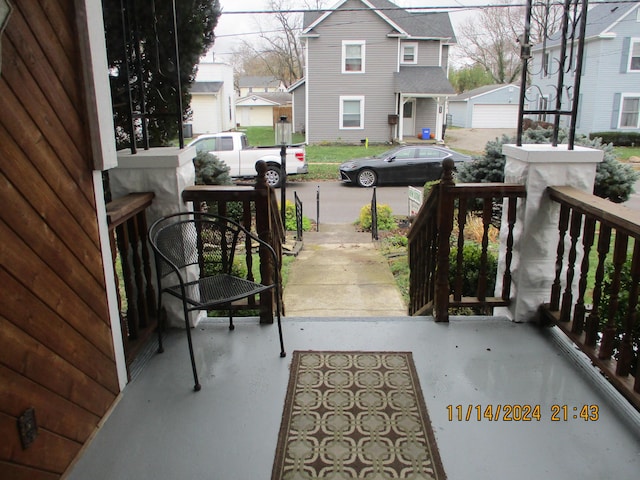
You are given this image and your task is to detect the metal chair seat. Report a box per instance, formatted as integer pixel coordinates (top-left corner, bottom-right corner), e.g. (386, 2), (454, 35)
(164, 274), (274, 309)
(149, 212), (286, 391)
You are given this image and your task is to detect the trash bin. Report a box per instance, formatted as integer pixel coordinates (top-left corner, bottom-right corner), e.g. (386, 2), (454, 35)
(421, 128), (431, 140)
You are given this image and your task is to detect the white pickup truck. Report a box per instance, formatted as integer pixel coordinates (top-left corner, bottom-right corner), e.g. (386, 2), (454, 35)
(187, 132), (307, 187)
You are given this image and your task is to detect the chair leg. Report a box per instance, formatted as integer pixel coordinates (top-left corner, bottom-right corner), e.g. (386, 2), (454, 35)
(183, 306), (201, 391)
(157, 299), (164, 354)
(275, 289), (286, 358)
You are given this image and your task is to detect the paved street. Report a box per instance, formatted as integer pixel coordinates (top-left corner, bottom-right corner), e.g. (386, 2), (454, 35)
(279, 180), (415, 225)
(277, 178), (640, 226)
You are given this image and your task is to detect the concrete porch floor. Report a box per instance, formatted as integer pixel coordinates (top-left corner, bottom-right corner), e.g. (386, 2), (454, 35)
(66, 316), (640, 480)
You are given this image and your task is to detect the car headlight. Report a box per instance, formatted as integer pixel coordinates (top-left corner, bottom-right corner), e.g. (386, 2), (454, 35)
(341, 162), (358, 169)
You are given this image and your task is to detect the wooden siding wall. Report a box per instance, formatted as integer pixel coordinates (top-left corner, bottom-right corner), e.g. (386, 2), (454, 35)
(0, 1), (119, 479)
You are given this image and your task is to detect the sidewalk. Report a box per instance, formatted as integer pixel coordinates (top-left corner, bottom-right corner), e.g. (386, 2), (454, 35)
(283, 224), (407, 317)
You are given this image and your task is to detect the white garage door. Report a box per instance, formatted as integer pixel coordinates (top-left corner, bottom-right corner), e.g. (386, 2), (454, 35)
(471, 104), (519, 128)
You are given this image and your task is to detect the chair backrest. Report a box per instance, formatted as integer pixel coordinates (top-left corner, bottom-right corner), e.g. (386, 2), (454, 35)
(149, 212), (243, 280)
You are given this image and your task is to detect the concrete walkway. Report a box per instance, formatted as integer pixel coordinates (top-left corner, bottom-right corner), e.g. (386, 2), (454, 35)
(283, 224), (407, 317)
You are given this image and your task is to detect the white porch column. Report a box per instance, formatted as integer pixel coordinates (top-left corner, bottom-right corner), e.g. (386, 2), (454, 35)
(108, 146), (206, 328)
(398, 95), (406, 141)
(435, 97), (444, 142)
(497, 144), (603, 322)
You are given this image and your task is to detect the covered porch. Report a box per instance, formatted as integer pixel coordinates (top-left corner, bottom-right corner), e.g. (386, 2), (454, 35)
(394, 66), (455, 142)
(66, 316), (640, 479)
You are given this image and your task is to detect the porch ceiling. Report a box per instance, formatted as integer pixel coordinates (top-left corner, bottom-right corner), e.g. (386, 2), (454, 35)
(66, 316), (640, 480)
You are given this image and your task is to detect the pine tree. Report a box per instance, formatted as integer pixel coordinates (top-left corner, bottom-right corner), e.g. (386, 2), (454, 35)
(456, 128), (639, 203)
(102, 0), (221, 148)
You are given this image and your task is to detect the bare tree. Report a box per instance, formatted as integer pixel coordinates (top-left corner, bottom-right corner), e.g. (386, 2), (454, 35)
(456, 4), (523, 84)
(529, 0), (564, 45)
(456, 0), (564, 85)
(233, 0), (329, 86)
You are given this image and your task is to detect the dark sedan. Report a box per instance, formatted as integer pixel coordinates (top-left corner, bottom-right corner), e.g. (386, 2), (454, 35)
(339, 145), (471, 187)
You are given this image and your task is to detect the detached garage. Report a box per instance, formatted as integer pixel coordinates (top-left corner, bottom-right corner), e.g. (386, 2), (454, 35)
(448, 84), (520, 128)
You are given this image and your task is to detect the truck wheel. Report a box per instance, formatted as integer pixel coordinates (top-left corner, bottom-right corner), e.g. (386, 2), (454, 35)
(356, 169), (377, 187)
(265, 165), (282, 188)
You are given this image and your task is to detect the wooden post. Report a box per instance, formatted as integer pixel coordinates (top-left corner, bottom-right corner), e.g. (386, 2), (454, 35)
(255, 160), (275, 324)
(434, 158), (455, 322)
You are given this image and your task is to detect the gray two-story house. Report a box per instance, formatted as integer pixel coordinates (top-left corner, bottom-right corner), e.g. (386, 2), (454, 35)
(529, 1), (640, 135)
(299, 0), (457, 144)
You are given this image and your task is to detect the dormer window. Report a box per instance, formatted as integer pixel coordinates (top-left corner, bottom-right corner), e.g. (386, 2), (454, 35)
(342, 41), (365, 73)
(401, 43), (418, 64)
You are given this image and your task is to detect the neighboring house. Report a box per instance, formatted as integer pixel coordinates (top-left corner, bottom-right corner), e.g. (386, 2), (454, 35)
(529, 1), (640, 135)
(189, 54), (236, 135)
(236, 92), (293, 127)
(448, 84), (520, 128)
(300, 0), (457, 143)
(288, 78), (306, 133)
(237, 75), (286, 97)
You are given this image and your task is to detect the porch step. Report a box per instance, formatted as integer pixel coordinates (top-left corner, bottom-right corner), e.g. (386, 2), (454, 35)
(283, 224), (407, 317)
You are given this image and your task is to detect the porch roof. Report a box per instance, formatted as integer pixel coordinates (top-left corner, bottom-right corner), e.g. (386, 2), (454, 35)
(394, 66), (455, 96)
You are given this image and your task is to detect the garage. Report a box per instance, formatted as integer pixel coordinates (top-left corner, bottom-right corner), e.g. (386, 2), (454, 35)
(447, 84), (520, 128)
(471, 104), (519, 128)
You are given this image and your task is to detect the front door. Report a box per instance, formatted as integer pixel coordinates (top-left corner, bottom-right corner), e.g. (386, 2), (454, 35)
(402, 99), (415, 137)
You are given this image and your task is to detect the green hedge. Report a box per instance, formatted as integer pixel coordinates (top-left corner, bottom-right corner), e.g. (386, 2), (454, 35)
(589, 131), (640, 146)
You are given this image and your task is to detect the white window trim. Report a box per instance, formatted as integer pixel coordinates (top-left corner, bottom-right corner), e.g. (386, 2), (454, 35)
(401, 42), (418, 65)
(628, 38), (640, 72)
(342, 40), (366, 74)
(340, 95), (365, 130)
(618, 93), (640, 129)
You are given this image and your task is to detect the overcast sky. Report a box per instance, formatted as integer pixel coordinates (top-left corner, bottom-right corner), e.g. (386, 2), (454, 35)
(211, 0), (480, 62)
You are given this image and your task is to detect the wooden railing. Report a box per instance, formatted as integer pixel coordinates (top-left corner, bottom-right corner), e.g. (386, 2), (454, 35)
(106, 192), (156, 369)
(408, 158), (526, 321)
(540, 186), (640, 410)
(182, 161), (285, 323)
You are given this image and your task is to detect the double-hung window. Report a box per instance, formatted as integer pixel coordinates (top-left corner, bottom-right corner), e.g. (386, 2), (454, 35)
(340, 96), (364, 129)
(628, 39), (640, 71)
(620, 95), (640, 128)
(342, 41), (365, 73)
(401, 43), (418, 64)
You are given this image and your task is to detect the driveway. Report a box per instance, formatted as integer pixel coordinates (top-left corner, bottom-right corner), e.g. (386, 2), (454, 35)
(444, 128), (517, 154)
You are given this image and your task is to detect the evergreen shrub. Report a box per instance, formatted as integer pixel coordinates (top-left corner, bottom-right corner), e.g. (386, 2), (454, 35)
(456, 127), (639, 203)
(358, 203), (396, 231)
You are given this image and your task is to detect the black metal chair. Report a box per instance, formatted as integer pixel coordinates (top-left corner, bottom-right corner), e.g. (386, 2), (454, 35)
(148, 212), (286, 391)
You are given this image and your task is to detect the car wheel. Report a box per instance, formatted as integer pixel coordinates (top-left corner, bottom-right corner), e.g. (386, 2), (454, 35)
(356, 169), (377, 187)
(264, 165), (282, 188)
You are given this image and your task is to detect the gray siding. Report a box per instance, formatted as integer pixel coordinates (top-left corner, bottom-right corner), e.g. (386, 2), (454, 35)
(306, 1), (400, 143)
(418, 41), (441, 66)
(414, 98), (438, 136)
(442, 45), (449, 71)
(292, 82), (306, 133)
(448, 101), (468, 128)
(531, 7), (640, 134)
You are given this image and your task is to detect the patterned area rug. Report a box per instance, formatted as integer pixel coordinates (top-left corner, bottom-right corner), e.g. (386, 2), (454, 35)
(272, 351), (446, 479)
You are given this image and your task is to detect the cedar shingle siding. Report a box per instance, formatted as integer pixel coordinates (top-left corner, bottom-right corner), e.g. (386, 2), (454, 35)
(1, 1), (118, 478)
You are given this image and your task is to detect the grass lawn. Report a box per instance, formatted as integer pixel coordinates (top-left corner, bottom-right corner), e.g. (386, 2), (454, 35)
(614, 146), (640, 162)
(240, 126), (640, 179)
(243, 126), (391, 181)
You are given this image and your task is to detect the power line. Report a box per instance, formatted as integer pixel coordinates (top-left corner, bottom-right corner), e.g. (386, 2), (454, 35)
(220, 1), (638, 15)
